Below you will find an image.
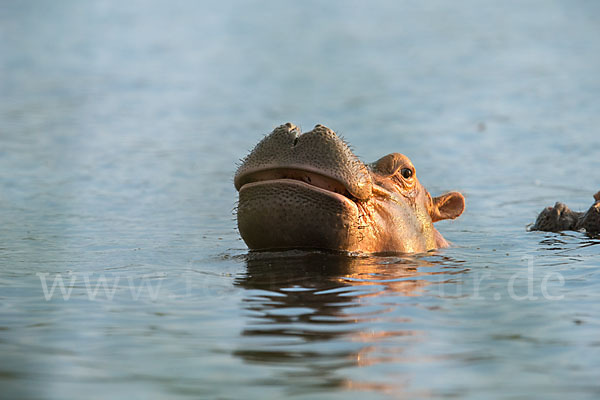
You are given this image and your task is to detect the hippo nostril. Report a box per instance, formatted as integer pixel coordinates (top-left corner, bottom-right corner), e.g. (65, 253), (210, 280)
(235, 122), (373, 199)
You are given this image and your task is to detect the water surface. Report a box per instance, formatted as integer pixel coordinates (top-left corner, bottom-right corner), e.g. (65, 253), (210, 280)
(1, 1), (600, 399)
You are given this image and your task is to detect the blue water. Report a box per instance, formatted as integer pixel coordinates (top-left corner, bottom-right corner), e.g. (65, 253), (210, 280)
(1, 1), (599, 399)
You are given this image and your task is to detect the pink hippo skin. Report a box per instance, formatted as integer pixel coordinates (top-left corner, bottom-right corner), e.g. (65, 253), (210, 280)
(234, 123), (465, 253)
(531, 191), (600, 235)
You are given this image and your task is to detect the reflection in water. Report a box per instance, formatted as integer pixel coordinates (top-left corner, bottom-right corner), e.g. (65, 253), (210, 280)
(537, 234), (600, 253)
(1, 0), (600, 397)
(233, 251), (468, 394)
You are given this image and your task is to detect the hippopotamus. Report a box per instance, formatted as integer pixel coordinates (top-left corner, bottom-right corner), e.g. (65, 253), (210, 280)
(234, 123), (465, 253)
(531, 191), (600, 235)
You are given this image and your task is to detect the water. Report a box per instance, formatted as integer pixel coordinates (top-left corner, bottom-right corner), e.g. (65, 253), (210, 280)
(1, 1), (599, 399)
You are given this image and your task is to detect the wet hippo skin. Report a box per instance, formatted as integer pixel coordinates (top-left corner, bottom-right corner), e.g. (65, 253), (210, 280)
(531, 191), (600, 235)
(234, 123), (465, 253)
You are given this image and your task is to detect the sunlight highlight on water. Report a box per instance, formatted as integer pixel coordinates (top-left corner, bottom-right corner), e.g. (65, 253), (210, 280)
(1, 1), (600, 399)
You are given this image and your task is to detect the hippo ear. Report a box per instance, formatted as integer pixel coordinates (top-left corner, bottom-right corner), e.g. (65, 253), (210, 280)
(431, 192), (465, 222)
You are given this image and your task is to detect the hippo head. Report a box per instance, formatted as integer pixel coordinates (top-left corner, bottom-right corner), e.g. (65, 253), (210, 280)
(234, 123), (465, 253)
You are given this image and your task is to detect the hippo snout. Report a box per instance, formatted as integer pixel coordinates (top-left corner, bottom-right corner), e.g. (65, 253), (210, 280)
(234, 123), (372, 200)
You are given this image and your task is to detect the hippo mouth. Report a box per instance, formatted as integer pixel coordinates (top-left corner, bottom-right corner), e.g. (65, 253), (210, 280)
(234, 123), (374, 251)
(236, 168), (356, 202)
(236, 168), (362, 251)
(233, 123), (373, 201)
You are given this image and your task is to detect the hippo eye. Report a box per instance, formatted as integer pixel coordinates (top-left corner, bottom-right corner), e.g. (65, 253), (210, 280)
(401, 168), (413, 179)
